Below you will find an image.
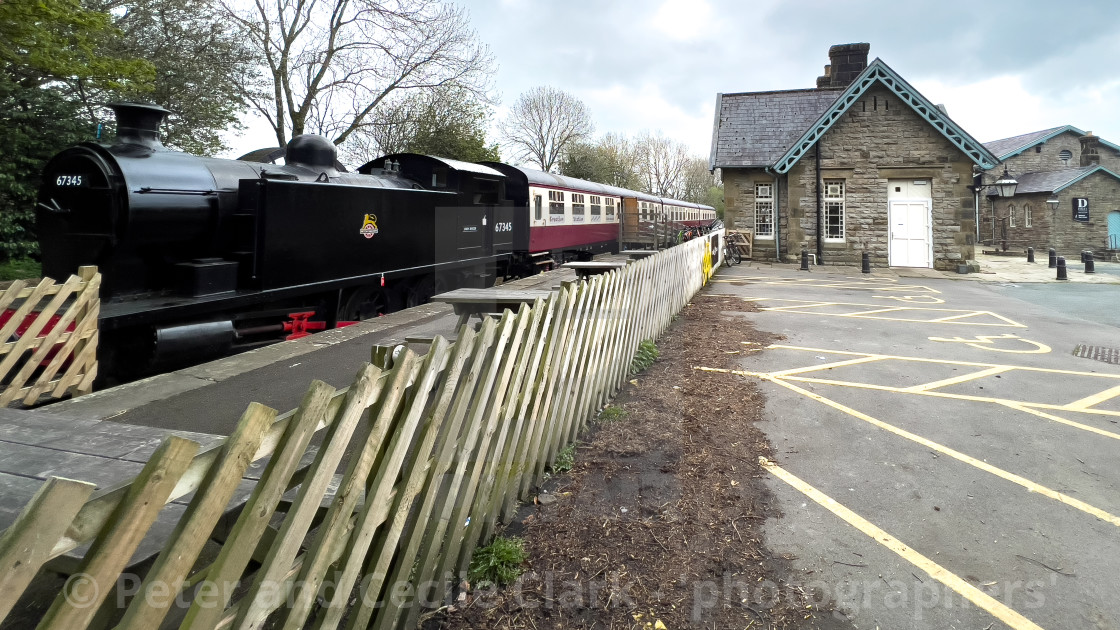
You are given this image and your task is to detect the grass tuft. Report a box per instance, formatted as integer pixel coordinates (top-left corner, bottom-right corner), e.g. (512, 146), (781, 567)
(468, 536), (526, 587)
(630, 339), (659, 374)
(0, 258), (40, 282)
(552, 443), (576, 473)
(598, 406), (627, 423)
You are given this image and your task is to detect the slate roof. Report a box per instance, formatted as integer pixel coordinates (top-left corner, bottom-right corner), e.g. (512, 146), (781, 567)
(709, 88), (842, 168)
(1014, 166), (1120, 194)
(984, 126), (1120, 160)
(983, 127), (1067, 159)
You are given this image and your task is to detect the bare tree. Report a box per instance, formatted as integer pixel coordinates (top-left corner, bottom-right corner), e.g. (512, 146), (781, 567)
(223, 0), (494, 149)
(500, 86), (593, 172)
(635, 131), (692, 198)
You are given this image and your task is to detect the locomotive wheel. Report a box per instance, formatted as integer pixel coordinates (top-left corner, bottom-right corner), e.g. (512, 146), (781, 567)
(406, 276), (436, 308)
(340, 285), (394, 321)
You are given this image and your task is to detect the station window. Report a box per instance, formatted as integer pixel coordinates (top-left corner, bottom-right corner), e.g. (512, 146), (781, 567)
(1024, 203), (1032, 227)
(572, 193), (585, 222)
(824, 179), (845, 240)
(549, 190), (565, 222)
(590, 195), (601, 220)
(1008, 203), (1016, 228)
(755, 183), (774, 238)
(606, 198), (616, 218)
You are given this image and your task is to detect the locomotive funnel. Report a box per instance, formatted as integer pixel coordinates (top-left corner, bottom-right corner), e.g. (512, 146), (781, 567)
(110, 102), (169, 149)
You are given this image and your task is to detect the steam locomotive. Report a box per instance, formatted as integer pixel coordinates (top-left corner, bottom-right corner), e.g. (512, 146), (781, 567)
(35, 103), (714, 382)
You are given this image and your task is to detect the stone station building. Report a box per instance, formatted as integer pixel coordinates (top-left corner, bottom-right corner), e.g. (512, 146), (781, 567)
(709, 44), (1000, 270)
(980, 127), (1120, 255)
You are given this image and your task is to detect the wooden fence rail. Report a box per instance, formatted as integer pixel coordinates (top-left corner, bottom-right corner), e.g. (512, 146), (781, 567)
(0, 265), (99, 407)
(0, 234), (722, 629)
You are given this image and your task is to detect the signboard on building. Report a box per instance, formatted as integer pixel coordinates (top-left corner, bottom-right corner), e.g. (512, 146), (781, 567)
(1073, 198), (1090, 222)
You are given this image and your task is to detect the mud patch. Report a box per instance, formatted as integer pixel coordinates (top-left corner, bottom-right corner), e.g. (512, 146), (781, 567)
(431, 292), (852, 629)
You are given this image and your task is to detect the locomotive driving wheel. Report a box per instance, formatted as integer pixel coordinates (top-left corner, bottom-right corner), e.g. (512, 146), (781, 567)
(406, 275), (436, 308)
(340, 285), (394, 321)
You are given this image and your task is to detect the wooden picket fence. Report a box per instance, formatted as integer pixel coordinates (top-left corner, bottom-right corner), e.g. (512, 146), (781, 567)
(0, 234), (722, 630)
(0, 265), (99, 407)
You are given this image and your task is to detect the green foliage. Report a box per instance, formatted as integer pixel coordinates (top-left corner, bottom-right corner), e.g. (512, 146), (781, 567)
(706, 184), (726, 220)
(598, 406), (627, 423)
(552, 444), (576, 473)
(0, 0), (154, 88)
(468, 536), (526, 587)
(630, 339), (659, 374)
(85, 0), (254, 155)
(0, 258), (41, 281)
(558, 133), (640, 189)
(354, 86), (500, 164)
(0, 76), (94, 261)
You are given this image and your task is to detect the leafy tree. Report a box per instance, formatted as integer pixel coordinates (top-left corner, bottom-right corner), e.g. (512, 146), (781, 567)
(81, 0), (256, 155)
(347, 86), (498, 164)
(0, 0), (152, 262)
(500, 86), (593, 172)
(224, 0), (495, 149)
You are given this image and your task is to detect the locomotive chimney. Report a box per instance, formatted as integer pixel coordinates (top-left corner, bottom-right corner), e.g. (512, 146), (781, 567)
(110, 102), (169, 149)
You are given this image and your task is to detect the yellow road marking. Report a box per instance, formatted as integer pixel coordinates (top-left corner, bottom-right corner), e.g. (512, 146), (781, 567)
(771, 355), (884, 377)
(903, 366), (1014, 393)
(754, 373), (1120, 527)
(927, 334), (1052, 354)
(748, 299), (1025, 328)
(760, 457), (1046, 630)
(769, 345), (1120, 378)
(1064, 383), (1120, 411)
(873, 295), (946, 304)
(1000, 403), (1120, 442)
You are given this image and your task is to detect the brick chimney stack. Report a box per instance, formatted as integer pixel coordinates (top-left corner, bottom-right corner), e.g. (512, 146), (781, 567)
(817, 43), (870, 88)
(1080, 132), (1101, 167)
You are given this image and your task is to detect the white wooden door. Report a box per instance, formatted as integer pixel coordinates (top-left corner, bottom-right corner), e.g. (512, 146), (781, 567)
(888, 200), (932, 267)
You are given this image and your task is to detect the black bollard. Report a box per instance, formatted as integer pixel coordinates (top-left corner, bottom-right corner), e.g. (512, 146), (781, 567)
(1027, 247), (1034, 263)
(800, 248), (809, 271)
(1048, 248), (1057, 269)
(861, 252), (871, 274)
(1081, 250), (1091, 263)
(1056, 257), (1068, 280)
(1086, 253), (1096, 274)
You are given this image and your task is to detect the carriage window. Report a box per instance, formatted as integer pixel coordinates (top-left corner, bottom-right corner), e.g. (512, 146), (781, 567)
(571, 193), (585, 222)
(534, 194), (543, 221)
(590, 195), (601, 221)
(606, 198), (616, 218)
(548, 190), (565, 222)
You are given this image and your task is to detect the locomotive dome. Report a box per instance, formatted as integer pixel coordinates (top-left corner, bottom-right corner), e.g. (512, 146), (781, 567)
(285, 134), (338, 170)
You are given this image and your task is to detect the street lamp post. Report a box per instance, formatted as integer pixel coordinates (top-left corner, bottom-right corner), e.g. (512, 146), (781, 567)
(970, 166), (1019, 243)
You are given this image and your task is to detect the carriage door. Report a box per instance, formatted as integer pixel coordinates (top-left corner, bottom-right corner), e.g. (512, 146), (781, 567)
(887, 179), (933, 268)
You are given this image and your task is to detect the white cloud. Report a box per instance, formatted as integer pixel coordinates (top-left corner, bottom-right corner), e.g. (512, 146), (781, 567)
(650, 0), (713, 42)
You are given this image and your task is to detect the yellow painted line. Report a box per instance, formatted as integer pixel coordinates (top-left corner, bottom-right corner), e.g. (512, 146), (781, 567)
(759, 302), (837, 311)
(763, 376), (1120, 527)
(836, 307), (910, 317)
(769, 345), (1120, 378)
(779, 375), (1120, 418)
(1000, 403), (1120, 442)
(928, 312), (981, 322)
(760, 458), (1046, 630)
(771, 355), (885, 377)
(1063, 383), (1120, 411)
(903, 366), (1014, 393)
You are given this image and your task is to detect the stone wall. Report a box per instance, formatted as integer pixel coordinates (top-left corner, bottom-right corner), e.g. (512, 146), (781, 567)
(989, 130), (1120, 177)
(987, 171), (1120, 254)
(784, 84), (975, 269)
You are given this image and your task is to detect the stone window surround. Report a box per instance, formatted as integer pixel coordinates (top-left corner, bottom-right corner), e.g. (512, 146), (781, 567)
(755, 181), (775, 239)
(823, 178), (846, 241)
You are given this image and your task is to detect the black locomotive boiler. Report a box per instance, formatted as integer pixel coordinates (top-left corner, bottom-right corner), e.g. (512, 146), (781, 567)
(36, 103), (515, 381)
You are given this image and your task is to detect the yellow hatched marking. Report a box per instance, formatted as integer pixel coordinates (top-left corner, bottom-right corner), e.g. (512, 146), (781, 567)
(903, 366), (1014, 393)
(706, 367), (1120, 527)
(771, 355), (885, 377)
(1064, 383), (1120, 411)
(749, 299), (1026, 328)
(1000, 403), (1120, 442)
(760, 458), (1047, 630)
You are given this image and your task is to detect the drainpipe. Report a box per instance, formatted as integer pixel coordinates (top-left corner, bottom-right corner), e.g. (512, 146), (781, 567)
(815, 142), (823, 262)
(765, 166), (782, 262)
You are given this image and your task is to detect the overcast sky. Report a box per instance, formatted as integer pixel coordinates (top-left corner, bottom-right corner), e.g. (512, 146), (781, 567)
(222, 0), (1120, 163)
